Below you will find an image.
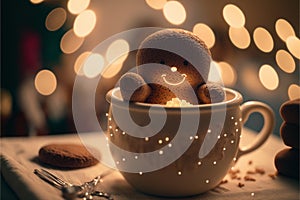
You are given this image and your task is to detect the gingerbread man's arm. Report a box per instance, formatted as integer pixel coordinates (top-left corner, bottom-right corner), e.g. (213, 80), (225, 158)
(197, 83), (225, 104)
(119, 72), (151, 102)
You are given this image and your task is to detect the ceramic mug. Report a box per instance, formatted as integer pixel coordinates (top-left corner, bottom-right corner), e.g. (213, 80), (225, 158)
(106, 87), (275, 197)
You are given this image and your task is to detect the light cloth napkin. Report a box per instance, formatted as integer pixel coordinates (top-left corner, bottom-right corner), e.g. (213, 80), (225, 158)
(1, 130), (299, 200)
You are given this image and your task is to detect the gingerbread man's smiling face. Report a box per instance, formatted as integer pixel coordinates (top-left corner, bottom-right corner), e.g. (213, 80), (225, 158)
(137, 48), (205, 89)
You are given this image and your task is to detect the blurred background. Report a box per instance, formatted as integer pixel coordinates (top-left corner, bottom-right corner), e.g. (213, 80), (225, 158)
(1, 0), (299, 137)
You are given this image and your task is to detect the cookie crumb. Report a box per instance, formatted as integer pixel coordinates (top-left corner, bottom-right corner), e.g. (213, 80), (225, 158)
(248, 160), (253, 165)
(244, 175), (256, 181)
(228, 168), (241, 179)
(238, 182), (245, 188)
(246, 170), (256, 174)
(219, 179), (228, 185)
(268, 173), (277, 179)
(255, 167), (265, 175)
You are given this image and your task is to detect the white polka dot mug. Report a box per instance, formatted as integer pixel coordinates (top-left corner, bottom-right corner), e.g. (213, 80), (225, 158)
(106, 87), (275, 197)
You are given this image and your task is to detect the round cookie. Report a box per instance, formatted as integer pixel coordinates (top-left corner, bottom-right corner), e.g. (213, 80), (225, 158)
(280, 122), (299, 149)
(38, 143), (99, 169)
(274, 148), (299, 179)
(280, 99), (300, 125)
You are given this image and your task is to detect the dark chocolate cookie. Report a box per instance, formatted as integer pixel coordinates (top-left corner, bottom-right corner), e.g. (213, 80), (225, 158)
(280, 99), (300, 125)
(38, 143), (99, 169)
(280, 122), (299, 149)
(274, 148), (299, 179)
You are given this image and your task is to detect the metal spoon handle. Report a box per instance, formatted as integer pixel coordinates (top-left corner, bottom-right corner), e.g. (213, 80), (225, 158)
(34, 169), (66, 189)
(40, 169), (69, 186)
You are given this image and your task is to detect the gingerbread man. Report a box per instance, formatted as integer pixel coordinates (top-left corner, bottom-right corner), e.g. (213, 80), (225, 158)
(119, 29), (225, 105)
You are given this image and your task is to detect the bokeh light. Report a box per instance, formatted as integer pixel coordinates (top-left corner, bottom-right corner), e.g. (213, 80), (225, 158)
(74, 9), (96, 37)
(275, 18), (296, 42)
(229, 26), (251, 49)
(67, 0), (90, 15)
(105, 39), (129, 64)
(222, 4), (245, 28)
(145, 0), (167, 10)
(45, 7), (67, 31)
(74, 51), (91, 75)
(60, 29), (85, 54)
(101, 62), (123, 79)
(286, 36), (300, 59)
(253, 27), (274, 53)
(218, 61), (237, 86)
(193, 23), (215, 49)
(259, 64), (279, 90)
(30, 0), (43, 4)
(1, 89), (12, 117)
(208, 61), (222, 83)
(163, 1), (186, 25)
(288, 84), (300, 100)
(275, 49), (295, 73)
(83, 53), (105, 78)
(34, 70), (57, 96)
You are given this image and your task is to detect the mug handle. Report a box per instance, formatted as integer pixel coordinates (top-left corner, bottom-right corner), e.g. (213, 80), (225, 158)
(236, 101), (275, 158)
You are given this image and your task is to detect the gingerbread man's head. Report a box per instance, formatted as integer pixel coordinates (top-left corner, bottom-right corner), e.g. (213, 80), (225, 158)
(138, 29), (211, 86)
(135, 29), (212, 104)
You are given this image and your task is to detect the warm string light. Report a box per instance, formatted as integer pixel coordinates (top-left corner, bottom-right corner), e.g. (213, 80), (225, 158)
(105, 39), (129, 64)
(73, 39), (129, 79)
(217, 61), (237, 87)
(83, 53), (105, 78)
(38, 0), (98, 83)
(73, 9), (96, 37)
(0, 90), (12, 117)
(163, 1), (186, 25)
(34, 70), (57, 96)
(228, 26), (251, 49)
(145, 0), (167, 10)
(193, 23), (215, 49)
(275, 50), (296, 73)
(253, 27), (274, 53)
(101, 39), (129, 78)
(101, 62), (124, 79)
(74, 51), (91, 75)
(275, 18), (296, 42)
(259, 64), (279, 91)
(45, 7), (67, 31)
(286, 36), (300, 59)
(288, 84), (300, 100)
(30, 0), (43, 4)
(222, 4), (245, 28)
(67, 0), (90, 15)
(60, 29), (85, 54)
(221, 3), (298, 95)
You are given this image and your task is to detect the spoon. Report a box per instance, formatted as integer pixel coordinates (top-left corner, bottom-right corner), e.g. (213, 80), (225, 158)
(34, 168), (113, 199)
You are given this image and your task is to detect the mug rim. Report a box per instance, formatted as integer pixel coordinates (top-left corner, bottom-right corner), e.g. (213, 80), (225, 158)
(107, 87), (243, 110)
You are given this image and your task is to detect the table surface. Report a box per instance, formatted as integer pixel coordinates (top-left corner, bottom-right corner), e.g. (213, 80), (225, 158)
(1, 128), (299, 200)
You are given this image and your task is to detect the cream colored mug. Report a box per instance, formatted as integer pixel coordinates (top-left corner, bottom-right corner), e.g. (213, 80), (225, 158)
(106, 87), (275, 197)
